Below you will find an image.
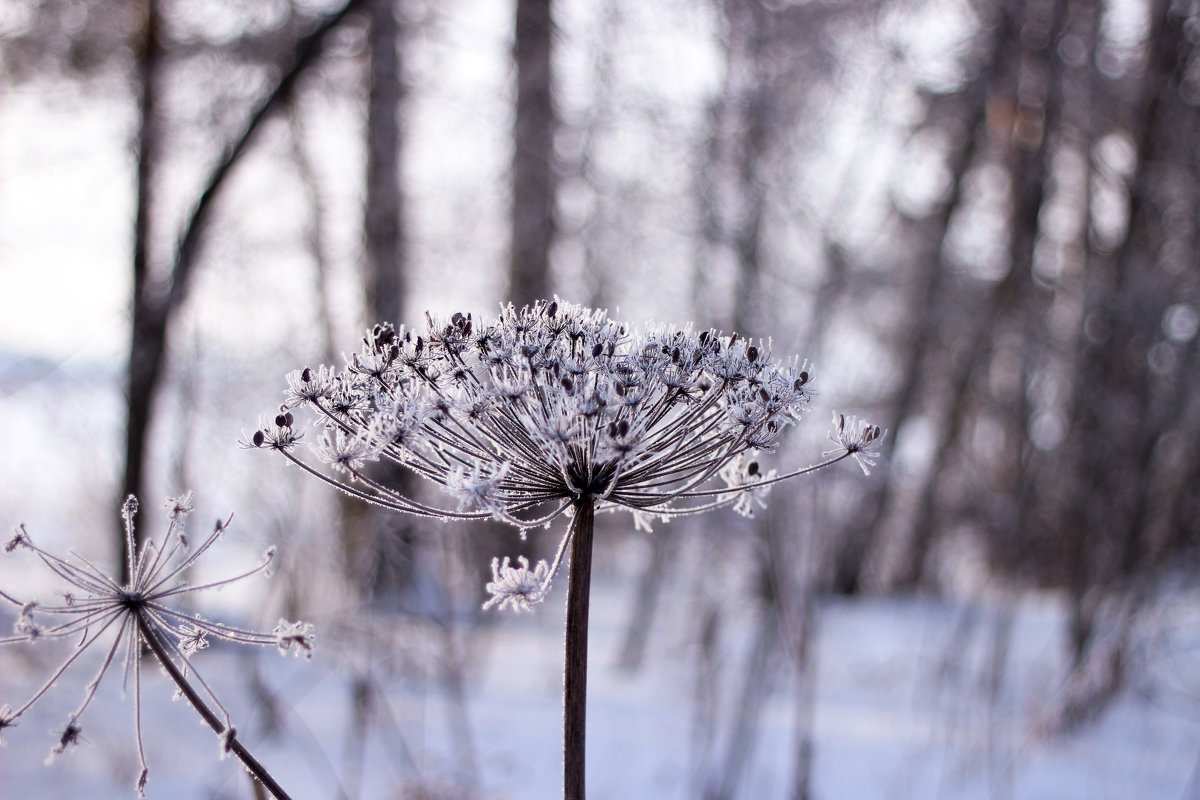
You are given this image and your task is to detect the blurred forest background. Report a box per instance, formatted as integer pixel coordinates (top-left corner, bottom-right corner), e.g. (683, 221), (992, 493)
(2, 0), (1200, 797)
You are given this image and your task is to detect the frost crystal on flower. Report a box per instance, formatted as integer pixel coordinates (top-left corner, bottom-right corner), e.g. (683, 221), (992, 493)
(824, 412), (887, 475)
(284, 364), (338, 406)
(314, 426), (377, 473)
(447, 461), (512, 517)
(240, 413), (302, 452)
(254, 299), (879, 607)
(177, 624), (210, 655)
(4, 526), (29, 553)
(483, 556), (550, 612)
(0, 495), (313, 796)
(719, 455), (778, 518)
(272, 620), (316, 659)
(163, 491), (195, 523)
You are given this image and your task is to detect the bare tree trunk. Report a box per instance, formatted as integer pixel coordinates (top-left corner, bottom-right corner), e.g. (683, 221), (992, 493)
(615, 525), (675, 672)
(691, 96), (725, 320)
(994, 0), (1068, 577)
(121, 0), (163, 585)
(703, 564), (778, 800)
(365, 0), (406, 325)
(831, 65), (992, 594)
(893, 0), (1067, 589)
(509, 0), (557, 306)
(1063, 0), (1177, 666)
(782, 485), (820, 800)
(348, 0), (421, 601)
(984, 603), (1014, 800)
(434, 537), (480, 789)
(703, 497), (798, 800)
(701, 6), (805, 795)
(726, 0), (772, 338)
(287, 105), (338, 363)
(118, 0), (367, 582)
(787, 593), (817, 800)
(687, 605), (722, 798)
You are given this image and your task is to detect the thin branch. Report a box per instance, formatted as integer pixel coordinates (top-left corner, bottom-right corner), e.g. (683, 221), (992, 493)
(137, 615), (293, 800)
(168, 0), (368, 312)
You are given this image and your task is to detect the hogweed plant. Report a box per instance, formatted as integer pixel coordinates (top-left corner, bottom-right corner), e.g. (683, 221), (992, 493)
(0, 493), (314, 799)
(248, 298), (883, 800)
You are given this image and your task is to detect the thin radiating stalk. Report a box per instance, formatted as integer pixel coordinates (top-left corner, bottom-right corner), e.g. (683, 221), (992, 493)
(136, 616), (293, 800)
(563, 498), (595, 800)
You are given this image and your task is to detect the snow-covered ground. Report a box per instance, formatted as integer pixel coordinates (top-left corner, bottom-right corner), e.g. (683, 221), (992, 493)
(3, 575), (1198, 800)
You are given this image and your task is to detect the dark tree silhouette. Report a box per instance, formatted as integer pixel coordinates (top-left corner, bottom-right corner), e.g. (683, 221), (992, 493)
(509, 0), (558, 306)
(119, 0), (367, 582)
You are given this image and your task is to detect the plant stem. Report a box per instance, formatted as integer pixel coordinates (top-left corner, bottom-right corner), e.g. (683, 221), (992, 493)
(563, 497), (595, 800)
(137, 615), (294, 800)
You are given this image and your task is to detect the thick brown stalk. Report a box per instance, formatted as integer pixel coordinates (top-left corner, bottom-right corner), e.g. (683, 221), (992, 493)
(563, 497), (595, 800)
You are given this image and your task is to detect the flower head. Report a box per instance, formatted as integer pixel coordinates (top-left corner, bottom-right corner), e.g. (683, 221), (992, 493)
(254, 299), (878, 606)
(314, 426), (378, 474)
(163, 491), (195, 523)
(272, 619), (316, 659)
(824, 412), (887, 475)
(255, 300), (815, 525)
(482, 556), (550, 612)
(240, 412), (302, 452)
(446, 461), (513, 518)
(0, 495), (313, 796)
(718, 454), (778, 518)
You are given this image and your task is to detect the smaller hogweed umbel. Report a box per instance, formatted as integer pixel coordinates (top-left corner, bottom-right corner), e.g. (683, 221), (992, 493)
(0, 493), (313, 799)
(248, 299), (883, 608)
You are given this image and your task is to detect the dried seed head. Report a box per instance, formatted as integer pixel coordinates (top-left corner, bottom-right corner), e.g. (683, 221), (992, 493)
(250, 299), (879, 599)
(51, 721), (83, 756)
(370, 323), (396, 352)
